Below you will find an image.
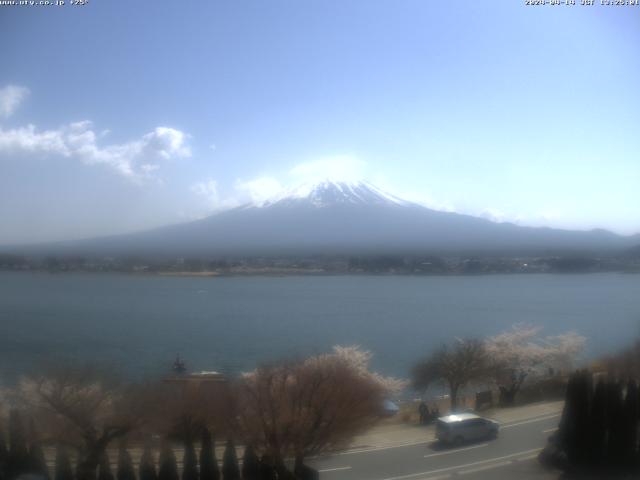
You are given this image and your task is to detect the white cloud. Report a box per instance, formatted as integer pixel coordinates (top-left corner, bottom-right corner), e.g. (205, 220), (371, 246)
(0, 124), (69, 155)
(191, 155), (458, 212)
(234, 176), (284, 205)
(0, 85), (30, 118)
(191, 179), (243, 211)
(382, 183), (457, 212)
(474, 207), (571, 228)
(0, 121), (191, 180)
(511, 209), (567, 228)
(191, 179), (220, 206)
(480, 208), (507, 223)
(537, 209), (562, 222)
(140, 127), (191, 160)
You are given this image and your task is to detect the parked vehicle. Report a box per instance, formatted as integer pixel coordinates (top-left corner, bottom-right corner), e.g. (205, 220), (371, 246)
(382, 399), (400, 416)
(436, 413), (500, 445)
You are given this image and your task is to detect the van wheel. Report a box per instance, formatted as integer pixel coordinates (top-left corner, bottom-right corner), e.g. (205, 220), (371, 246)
(453, 436), (464, 446)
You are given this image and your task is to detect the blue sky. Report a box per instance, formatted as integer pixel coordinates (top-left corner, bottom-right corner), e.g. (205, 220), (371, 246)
(1, 1), (639, 244)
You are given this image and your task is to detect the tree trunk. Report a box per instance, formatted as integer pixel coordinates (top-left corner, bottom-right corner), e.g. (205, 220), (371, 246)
(76, 449), (101, 480)
(294, 455), (319, 480)
(76, 431), (126, 480)
(499, 385), (517, 406)
(450, 383), (459, 411)
(274, 456), (295, 480)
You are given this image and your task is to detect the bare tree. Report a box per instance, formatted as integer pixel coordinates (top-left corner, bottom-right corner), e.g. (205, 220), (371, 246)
(412, 339), (489, 410)
(238, 346), (404, 476)
(13, 365), (146, 480)
(485, 325), (585, 405)
(142, 377), (234, 443)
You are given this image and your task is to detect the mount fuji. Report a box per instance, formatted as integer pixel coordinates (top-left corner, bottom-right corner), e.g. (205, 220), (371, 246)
(20, 180), (640, 256)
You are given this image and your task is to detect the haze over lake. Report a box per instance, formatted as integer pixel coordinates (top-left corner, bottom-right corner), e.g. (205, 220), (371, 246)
(1, 272), (638, 382)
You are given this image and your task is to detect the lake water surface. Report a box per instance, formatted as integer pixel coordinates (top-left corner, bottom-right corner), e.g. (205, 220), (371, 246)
(1, 272), (639, 382)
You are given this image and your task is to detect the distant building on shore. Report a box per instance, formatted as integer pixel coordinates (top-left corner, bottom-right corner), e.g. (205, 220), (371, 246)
(164, 370), (227, 385)
(164, 354), (227, 393)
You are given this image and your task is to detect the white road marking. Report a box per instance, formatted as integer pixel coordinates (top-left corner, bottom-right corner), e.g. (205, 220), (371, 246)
(418, 475), (452, 480)
(516, 453), (541, 462)
(330, 438), (435, 456)
(501, 414), (560, 429)
(319, 466), (352, 473)
(315, 410), (560, 460)
(423, 443), (488, 458)
(542, 427), (558, 433)
(326, 412), (558, 457)
(458, 460), (512, 475)
(379, 447), (543, 480)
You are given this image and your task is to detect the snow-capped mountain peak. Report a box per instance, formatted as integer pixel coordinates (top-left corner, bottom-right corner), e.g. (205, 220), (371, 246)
(256, 180), (411, 209)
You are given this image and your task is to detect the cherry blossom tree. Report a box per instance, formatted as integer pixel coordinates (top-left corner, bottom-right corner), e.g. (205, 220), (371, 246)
(238, 345), (406, 476)
(485, 324), (585, 405)
(11, 366), (147, 480)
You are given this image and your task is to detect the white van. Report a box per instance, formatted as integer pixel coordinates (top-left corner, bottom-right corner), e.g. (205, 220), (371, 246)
(436, 413), (500, 445)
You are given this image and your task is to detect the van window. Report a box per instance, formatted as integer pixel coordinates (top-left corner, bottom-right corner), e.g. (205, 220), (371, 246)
(436, 420), (449, 432)
(465, 419), (485, 427)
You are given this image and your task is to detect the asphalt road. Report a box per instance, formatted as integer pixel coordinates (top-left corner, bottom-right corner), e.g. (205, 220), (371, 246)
(310, 413), (561, 480)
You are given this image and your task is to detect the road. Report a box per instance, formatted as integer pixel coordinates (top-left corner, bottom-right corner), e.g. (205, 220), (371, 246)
(310, 413), (561, 480)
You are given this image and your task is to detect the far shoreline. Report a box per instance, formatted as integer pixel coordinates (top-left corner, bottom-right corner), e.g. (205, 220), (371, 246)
(1, 269), (638, 277)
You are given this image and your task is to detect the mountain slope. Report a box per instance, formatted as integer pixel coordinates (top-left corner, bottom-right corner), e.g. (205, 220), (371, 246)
(37, 180), (637, 257)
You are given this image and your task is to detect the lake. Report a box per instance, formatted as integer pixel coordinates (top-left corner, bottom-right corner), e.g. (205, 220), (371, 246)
(0, 272), (639, 382)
